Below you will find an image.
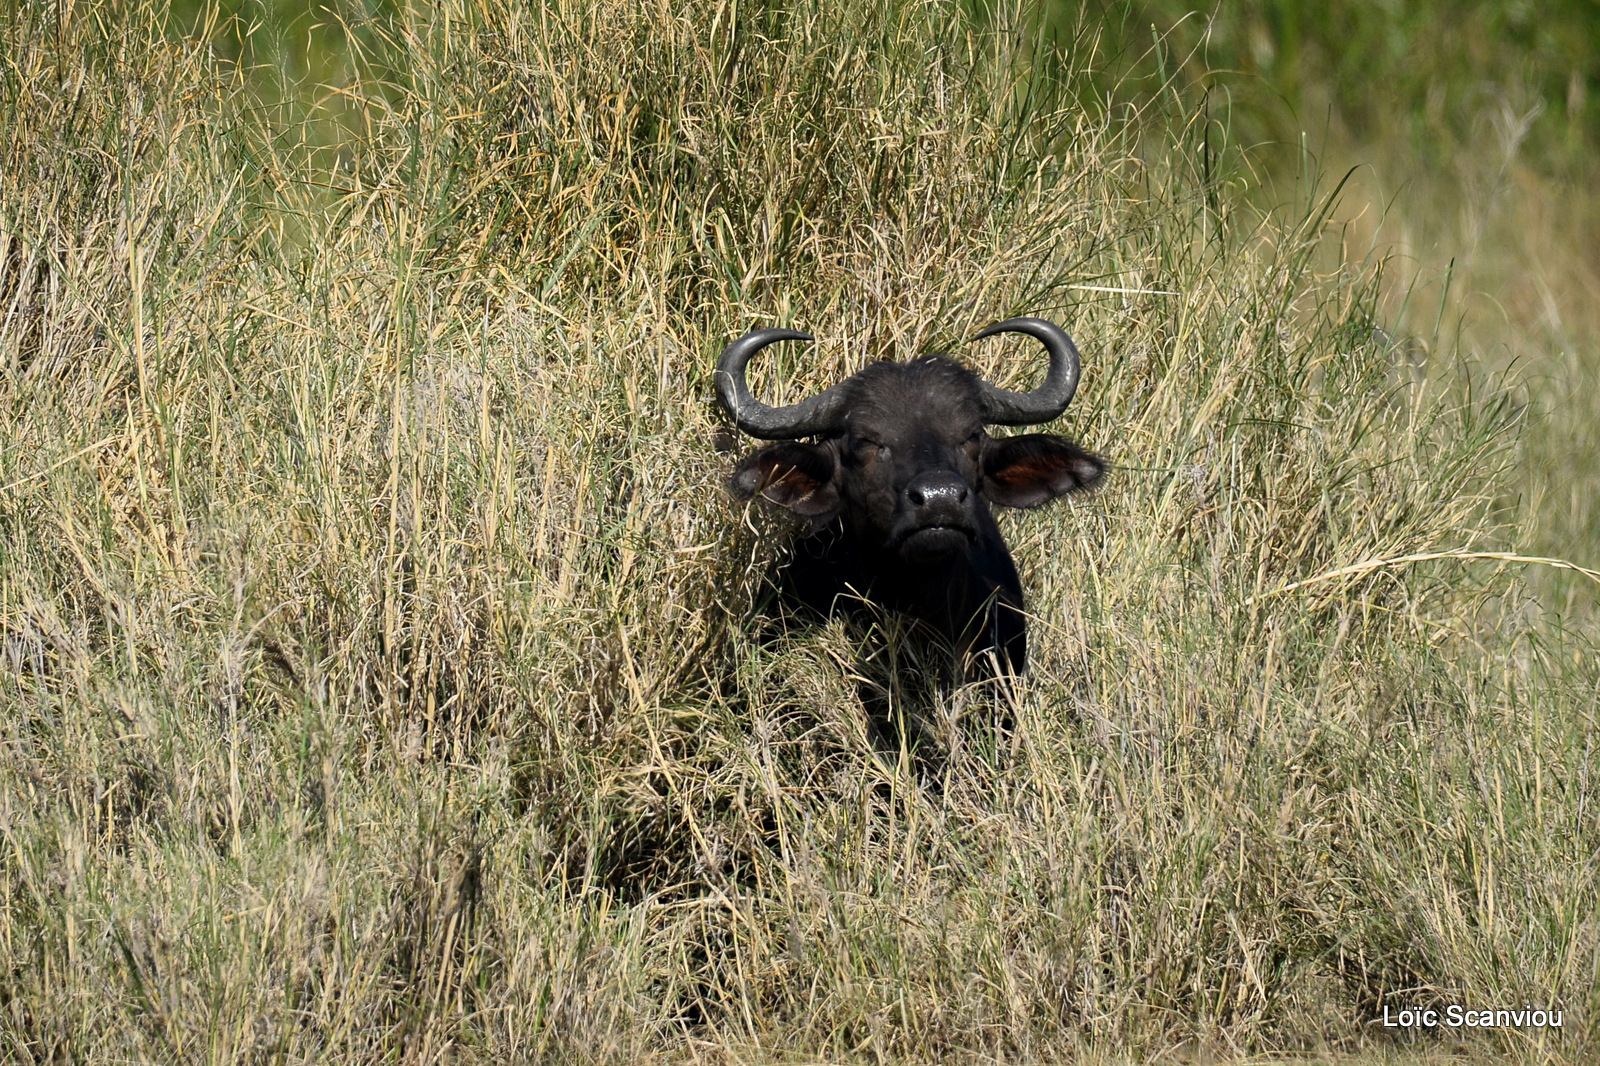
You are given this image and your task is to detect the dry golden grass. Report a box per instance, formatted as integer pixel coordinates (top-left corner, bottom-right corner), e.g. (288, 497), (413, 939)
(0, 1), (1595, 1062)
(1318, 136), (1600, 619)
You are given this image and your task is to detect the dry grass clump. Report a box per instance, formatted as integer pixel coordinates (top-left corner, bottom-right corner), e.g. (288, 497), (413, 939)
(0, 1), (1595, 1062)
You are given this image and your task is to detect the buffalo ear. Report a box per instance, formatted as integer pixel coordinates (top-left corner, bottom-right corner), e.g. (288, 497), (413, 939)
(981, 433), (1106, 509)
(731, 441), (841, 518)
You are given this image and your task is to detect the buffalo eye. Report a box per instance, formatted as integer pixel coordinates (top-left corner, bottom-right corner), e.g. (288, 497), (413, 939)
(963, 430), (983, 459)
(852, 437), (886, 462)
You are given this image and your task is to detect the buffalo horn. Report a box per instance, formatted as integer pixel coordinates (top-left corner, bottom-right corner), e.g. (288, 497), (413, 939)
(715, 328), (850, 439)
(972, 317), (1082, 425)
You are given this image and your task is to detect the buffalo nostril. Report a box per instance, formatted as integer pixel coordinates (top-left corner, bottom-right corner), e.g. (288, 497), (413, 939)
(909, 485), (926, 506)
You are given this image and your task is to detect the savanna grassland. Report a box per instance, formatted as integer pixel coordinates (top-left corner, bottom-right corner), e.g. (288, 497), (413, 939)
(1, 1), (1596, 1062)
(1063, 0), (1600, 616)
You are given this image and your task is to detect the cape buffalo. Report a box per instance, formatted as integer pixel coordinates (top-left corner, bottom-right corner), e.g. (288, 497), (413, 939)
(717, 317), (1105, 675)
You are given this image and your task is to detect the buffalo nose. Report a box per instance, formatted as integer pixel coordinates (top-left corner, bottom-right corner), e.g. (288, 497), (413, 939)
(905, 471), (969, 509)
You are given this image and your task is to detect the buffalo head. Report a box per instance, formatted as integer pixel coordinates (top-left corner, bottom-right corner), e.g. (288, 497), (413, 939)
(717, 318), (1106, 674)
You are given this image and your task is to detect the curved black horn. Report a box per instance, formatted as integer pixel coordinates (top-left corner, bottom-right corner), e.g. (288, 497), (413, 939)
(971, 317), (1082, 425)
(715, 328), (850, 439)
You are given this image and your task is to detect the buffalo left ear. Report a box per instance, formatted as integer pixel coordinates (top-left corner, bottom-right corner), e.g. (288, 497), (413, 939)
(980, 433), (1106, 509)
(731, 440), (841, 518)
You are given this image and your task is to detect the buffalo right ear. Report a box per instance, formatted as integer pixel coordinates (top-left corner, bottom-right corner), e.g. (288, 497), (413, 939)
(980, 433), (1106, 509)
(731, 441), (841, 518)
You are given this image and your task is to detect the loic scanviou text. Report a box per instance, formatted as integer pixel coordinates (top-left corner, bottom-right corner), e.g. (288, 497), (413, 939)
(1381, 1005), (1564, 1029)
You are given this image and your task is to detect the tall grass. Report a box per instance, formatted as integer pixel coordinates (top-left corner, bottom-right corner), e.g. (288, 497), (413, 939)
(1, 0), (1596, 1061)
(1044, 0), (1600, 616)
